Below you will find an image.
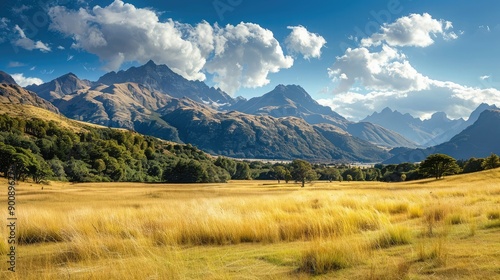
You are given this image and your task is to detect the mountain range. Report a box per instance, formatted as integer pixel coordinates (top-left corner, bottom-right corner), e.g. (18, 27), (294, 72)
(3, 61), (499, 163)
(384, 109), (500, 163)
(363, 104), (498, 146)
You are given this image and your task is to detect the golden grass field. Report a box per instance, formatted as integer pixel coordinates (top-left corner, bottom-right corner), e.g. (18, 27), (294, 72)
(0, 169), (499, 279)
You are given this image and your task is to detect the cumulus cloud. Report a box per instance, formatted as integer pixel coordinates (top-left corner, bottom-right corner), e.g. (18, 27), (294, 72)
(285, 25), (326, 59)
(48, 0), (293, 94)
(48, 0), (208, 80)
(328, 45), (430, 94)
(361, 13), (458, 48)
(11, 73), (43, 87)
(321, 13), (500, 120)
(205, 22), (294, 94)
(13, 25), (51, 52)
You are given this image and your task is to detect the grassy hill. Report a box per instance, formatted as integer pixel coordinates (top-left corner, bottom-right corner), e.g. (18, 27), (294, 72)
(0, 169), (498, 279)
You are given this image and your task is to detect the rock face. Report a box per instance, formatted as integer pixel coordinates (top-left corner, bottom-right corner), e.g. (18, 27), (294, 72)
(97, 60), (234, 107)
(385, 109), (500, 163)
(26, 73), (91, 101)
(0, 80), (59, 114)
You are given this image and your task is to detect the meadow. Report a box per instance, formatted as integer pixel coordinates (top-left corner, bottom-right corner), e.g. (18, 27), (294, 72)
(0, 169), (499, 279)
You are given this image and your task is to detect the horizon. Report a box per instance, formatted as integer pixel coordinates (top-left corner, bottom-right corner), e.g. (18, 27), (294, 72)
(1, 0), (500, 120)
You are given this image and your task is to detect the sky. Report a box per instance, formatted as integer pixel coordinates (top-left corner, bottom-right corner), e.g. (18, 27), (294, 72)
(1, 0), (500, 121)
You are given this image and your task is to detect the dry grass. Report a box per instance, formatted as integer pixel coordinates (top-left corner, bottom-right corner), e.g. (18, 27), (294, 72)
(0, 168), (499, 279)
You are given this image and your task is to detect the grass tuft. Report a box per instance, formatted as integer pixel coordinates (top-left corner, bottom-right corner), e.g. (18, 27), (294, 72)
(371, 225), (412, 249)
(298, 239), (364, 275)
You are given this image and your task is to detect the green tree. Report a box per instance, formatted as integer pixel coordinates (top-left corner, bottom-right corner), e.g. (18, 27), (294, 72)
(65, 158), (91, 182)
(233, 162), (251, 180)
(324, 167), (341, 182)
(419, 154), (460, 179)
(481, 153), (500, 170)
(400, 173), (407, 182)
(462, 158), (485, 173)
(291, 159), (317, 187)
(346, 174), (353, 182)
(272, 165), (289, 183)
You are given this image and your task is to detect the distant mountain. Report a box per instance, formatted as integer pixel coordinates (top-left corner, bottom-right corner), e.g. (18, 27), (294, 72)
(229, 84), (348, 127)
(0, 75), (59, 114)
(422, 103), (497, 146)
(346, 122), (417, 148)
(362, 107), (466, 146)
(97, 60), (234, 107)
(26, 73), (91, 101)
(158, 97), (391, 162)
(230, 85), (417, 148)
(52, 83), (180, 142)
(385, 109), (500, 164)
(0, 71), (17, 85)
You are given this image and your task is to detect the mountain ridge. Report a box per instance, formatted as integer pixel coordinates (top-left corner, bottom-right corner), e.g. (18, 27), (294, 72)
(385, 109), (500, 164)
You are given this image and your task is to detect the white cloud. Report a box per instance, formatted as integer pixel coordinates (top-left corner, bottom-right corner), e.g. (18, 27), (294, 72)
(285, 25), (326, 59)
(48, 0), (211, 81)
(67, 55), (74, 61)
(48, 1), (294, 94)
(479, 25), (491, 32)
(13, 25), (51, 52)
(11, 73), (43, 87)
(205, 22), (294, 94)
(57, 45), (65, 50)
(0, 17), (9, 29)
(8, 61), (25, 68)
(320, 13), (500, 121)
(361, 13), (458, 48)
(328, 45), (430, 94)
(480, 75), (490, 80)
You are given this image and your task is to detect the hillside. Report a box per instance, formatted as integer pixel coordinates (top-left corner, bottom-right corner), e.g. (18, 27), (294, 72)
(26, 72), (91, 101)
(0, 71), (17, 85)
(52, 83), (180, 142)
(385, 109), (500, 163)
(0, 82), (59, 114)
(229, 84), (417, 148)
(159, 97), (391, 162)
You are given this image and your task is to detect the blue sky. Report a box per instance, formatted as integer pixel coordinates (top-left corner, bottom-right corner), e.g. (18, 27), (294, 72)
(1, 0), (500, 120)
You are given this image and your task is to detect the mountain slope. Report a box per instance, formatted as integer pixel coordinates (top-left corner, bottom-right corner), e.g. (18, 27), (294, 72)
(52, 83), (180, 142)
(26, 73), (91, 101)
(230, 84), (416, 148)
(425, 103), (499, 146)
(346, 122), (418, 148)
(97, 60), (234, 107)
(158, 97), (390, 162)
(229, 84), (347, 127)
(0, 82), (59, 114)
(0, 71), (17, 85)
(385, 109), (500, 163)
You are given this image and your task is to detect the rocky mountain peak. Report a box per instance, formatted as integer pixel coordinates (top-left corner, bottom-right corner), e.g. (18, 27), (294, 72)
(0, 71), (18, 85)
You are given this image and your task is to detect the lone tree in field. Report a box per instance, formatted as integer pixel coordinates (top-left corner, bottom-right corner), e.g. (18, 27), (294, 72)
(291, 159), (317, 187)
(419, 153), (460, 179)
